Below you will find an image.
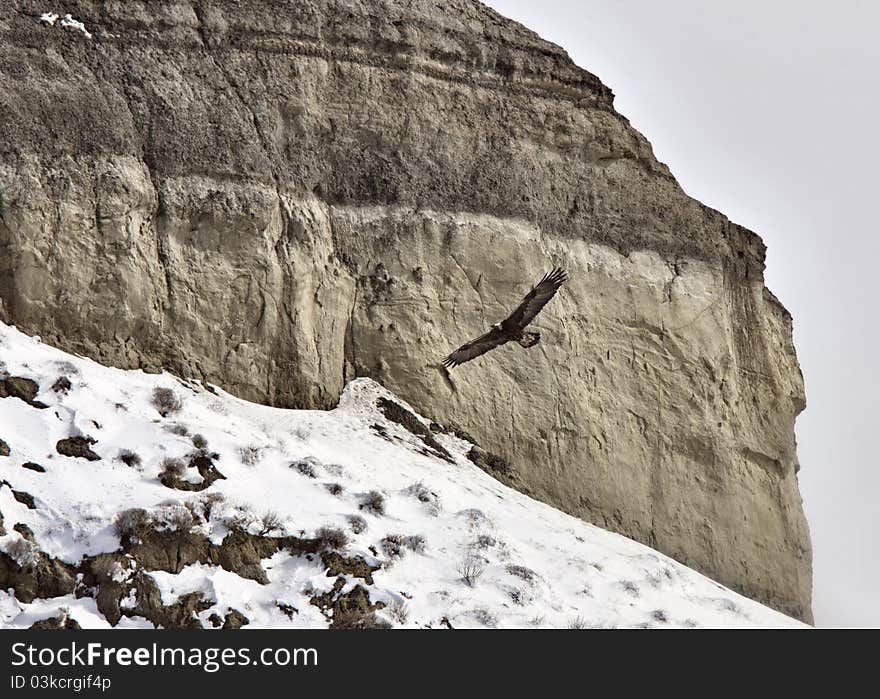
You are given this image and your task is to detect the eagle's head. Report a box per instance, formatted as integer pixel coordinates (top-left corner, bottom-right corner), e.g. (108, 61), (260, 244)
(492, 322), (503, 331)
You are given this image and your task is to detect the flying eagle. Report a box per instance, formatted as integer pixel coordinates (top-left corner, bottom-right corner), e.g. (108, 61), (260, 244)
(442, 267), (568, 368)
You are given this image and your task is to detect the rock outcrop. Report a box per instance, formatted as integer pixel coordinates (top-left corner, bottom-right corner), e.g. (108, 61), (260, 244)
(0, 1), (811, 619)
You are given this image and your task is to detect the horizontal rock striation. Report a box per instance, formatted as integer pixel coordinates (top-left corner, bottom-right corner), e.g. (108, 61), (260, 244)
(0, 0), (811, 619)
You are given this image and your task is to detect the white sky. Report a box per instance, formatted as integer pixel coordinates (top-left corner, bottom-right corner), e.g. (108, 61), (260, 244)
(484, 0), (880, 627)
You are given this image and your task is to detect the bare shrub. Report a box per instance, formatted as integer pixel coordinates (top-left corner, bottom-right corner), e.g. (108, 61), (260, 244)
(404, 481), (432, 502)
(159, 457), (187, 479)
(458, 554), (487, 587)
(346, 514), (368, 534)
(3, 537), (38, 568)
(620, 580), (640, 597)
(239, 445), (263, 466)
(191, 434), (208, 449)
(359, 490), (386, 516)
(567, 616), (588, 629)
(117, 449), (142, 469)
(457, 508), (491, 530)
(506, 565), (538, 583)
(164, 423), (189, 437)
(651, 609), (669, 624)
(291, 457), (319, 478)
(183, 500), (204, 525)
(507, 586), (534, 606)
(380, 535), (402, 558)
(404, 481), (441, 515)
(715, 598), (741, 615)
(184, 493), (225, 524)
(403, 534), (426, 554)
(381, 534), (425, 559)
(474, 534), (497, 549)
(259, 511), (283, 536)
(166, 505), (195, 532)
(467, 446), (512, 476)
(113, 508), (155, 540)
(315, 526), (348, 551)
(387, 600), (409, 624)
(469, 608), (497, 628)
(323, 463), (346, 477)
(227, 512), (252, 532)
(151, 387), (182, 417)
(54, 360), (79, 377)
(324, 482), (344, 496)
(579, 619), (617, 630)
(198, 492), (226, 521)
(188, 445), (220, 463)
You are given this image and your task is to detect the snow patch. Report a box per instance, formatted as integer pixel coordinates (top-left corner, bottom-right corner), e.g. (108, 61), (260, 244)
(38, 11), (92, 38)
(0, 322), (806, 629)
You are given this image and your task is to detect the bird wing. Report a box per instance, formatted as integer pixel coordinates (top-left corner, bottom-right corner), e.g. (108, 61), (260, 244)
(502, 267), (568, 330)
(442, 325), (508, 368)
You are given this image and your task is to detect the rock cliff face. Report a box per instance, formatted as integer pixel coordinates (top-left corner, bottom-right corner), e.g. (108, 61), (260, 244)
(0, 0), (811, 619)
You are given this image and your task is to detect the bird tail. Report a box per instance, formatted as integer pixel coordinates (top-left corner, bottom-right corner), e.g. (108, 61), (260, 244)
(517, 332), (540, 348)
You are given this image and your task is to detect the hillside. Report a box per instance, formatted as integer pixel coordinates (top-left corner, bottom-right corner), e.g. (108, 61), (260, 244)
(0, 322), (802, 629)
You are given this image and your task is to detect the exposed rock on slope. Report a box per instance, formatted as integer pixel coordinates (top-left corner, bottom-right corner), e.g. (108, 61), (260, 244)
(0, 322), (804, 628)
(0, 1), (810, 619)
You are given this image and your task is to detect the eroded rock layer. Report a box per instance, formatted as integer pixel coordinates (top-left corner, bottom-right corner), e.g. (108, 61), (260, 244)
(0, 0), (811, 619)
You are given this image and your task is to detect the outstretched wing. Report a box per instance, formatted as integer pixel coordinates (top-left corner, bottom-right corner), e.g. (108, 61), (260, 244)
(442, 326), (507, 368)
(503, 267), (568, 330)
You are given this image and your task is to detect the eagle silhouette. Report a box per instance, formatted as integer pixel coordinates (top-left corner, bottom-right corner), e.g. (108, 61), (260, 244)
(443, 267), (568, 368)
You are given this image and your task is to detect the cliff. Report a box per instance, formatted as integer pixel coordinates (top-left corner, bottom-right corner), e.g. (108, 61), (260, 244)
(0, 0), (812, 619)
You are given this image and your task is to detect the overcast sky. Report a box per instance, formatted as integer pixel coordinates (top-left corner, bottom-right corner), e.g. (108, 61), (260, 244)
(484, 0), (880, 627)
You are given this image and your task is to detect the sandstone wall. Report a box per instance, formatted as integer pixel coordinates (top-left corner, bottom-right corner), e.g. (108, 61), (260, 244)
(0, 0), (811, 619)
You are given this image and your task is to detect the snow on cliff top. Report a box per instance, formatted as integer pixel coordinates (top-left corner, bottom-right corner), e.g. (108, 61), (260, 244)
(0, 322), (804, 629)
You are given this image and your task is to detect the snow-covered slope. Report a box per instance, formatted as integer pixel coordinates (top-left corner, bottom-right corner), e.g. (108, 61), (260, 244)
(0, 322), (804, 629)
